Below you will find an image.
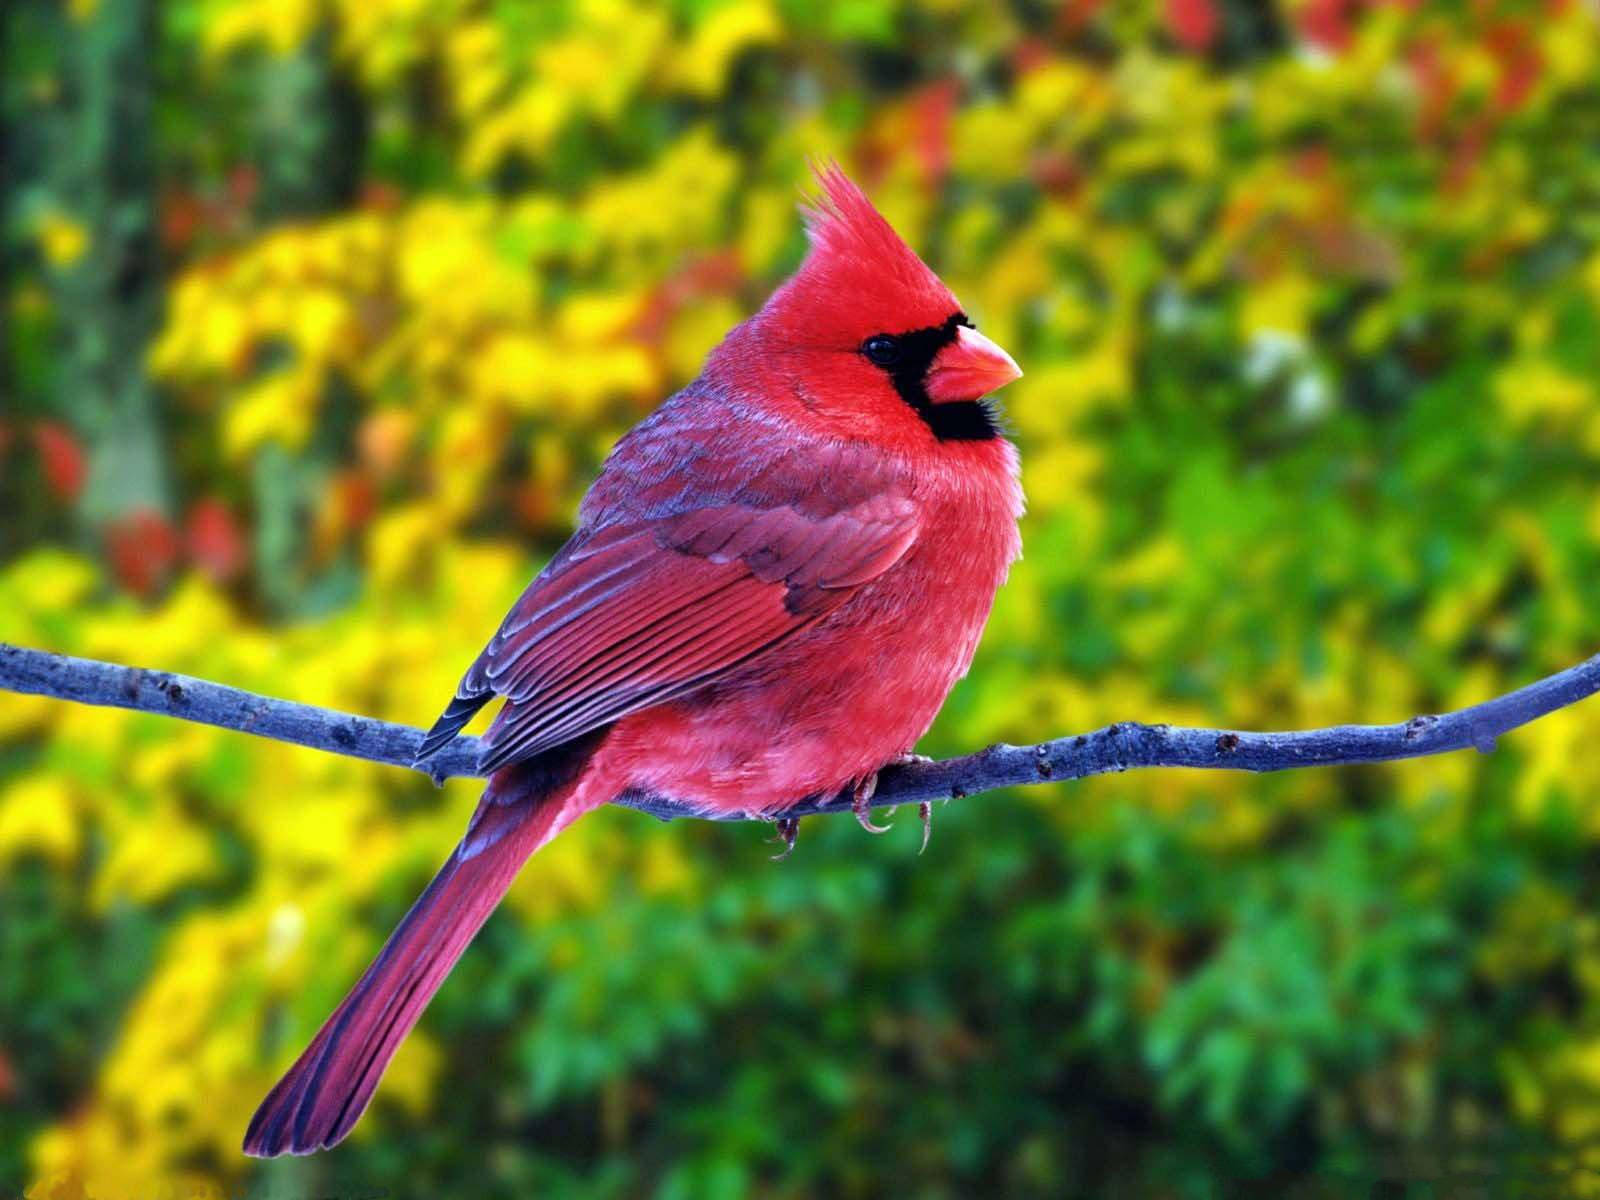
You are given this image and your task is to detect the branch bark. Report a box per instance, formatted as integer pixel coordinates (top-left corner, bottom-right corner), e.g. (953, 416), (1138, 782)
(3, 641), (1598, 822)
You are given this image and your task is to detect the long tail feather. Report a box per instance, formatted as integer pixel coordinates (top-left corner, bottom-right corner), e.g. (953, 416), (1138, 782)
(244, 744), (599, 1156)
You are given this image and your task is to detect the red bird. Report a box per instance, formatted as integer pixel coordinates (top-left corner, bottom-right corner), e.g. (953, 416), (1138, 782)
(244, 165), (1024, 1156)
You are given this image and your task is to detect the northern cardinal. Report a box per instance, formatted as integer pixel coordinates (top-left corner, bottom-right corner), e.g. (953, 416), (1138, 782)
(244, 165), (1023, 1156)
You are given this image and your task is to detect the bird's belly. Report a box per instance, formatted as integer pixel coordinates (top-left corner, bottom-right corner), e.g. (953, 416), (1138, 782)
(598, 543), (1009, 818)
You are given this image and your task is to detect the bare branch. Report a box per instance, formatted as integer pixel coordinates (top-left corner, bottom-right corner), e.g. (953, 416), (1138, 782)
(3, 641), (1598, 823)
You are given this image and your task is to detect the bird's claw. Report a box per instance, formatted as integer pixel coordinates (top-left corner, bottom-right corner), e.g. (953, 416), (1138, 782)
(852, 773), (892, 834)
(770, 816), (800, 861)
(918, 801), (932, 854)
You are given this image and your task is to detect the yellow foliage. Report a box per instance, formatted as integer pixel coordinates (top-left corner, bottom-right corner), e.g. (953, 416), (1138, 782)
(0, 776), (81, 867)
(222, 369), (318, 458)
(666, 296), (744, 382)
(1495, 359), (1598, 435)
(34, 212), (88, 267)
(581, 129), (741, 262)
(1240, 271), (1315, 341)
(671, 0), (781, 97)
(203, 0), (319, 57)
(93, 799), (222, 909)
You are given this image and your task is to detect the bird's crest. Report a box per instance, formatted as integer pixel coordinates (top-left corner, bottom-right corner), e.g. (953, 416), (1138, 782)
(786, 161), (958, 331)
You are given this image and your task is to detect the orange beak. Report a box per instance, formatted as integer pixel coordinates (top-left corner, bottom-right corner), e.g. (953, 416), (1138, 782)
(924, 326), (1022, 405)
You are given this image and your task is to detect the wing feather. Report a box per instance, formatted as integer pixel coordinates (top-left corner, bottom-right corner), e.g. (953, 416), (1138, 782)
(480, 590), (801, 770)
(425, 494), (920, 774)
(489, 567), (729, 700)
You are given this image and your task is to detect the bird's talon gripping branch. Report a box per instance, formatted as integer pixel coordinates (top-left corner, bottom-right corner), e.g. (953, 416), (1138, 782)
(770, 816), (800, 861)
(918, 801), (932, 854)
(852, 773), (892, 834)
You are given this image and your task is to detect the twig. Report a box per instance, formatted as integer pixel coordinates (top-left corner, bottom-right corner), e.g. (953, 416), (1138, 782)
(2, 641), (1598, 822)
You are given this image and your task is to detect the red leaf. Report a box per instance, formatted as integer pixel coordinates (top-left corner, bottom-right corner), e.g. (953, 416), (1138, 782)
(1011, 37), (1051, 76)
(1299, 0), (1354, 53)
(160, 188), (205, 252)
(911, 80), (959, 188)
(185, 497), (246, 585)
(1293, 145), (1333, 179)
(361, 181), (403, 213)
(33, 421), (87, 503)
(1408, 36), (1455, 143)
(633, 251), (744, 346)
(512, 480), (554, 531)
(1445, 114), (1489, 193)
(1030, 150), (1083, 199)
(1167, 0), (1219, 52)
(228, 164), (260, 210)
(1056, 0), (1107, 36)
(105, 509), (181, 598)
(1485, 21), (1542, 113)
(337, 470), (379, 531)
(678, 251), (744, 294)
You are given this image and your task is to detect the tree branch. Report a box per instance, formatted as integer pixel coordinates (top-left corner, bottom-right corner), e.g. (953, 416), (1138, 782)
(3, 641), (1598, 823)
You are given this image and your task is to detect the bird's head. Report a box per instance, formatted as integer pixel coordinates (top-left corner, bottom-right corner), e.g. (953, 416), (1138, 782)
(741, 164), (1022, 444)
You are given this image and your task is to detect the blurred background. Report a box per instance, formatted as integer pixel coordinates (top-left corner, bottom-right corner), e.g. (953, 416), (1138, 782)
(3, 0), (1600, 1195)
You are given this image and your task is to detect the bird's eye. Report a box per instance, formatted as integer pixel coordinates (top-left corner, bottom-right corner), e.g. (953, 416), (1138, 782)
(862, 335), (901, 366)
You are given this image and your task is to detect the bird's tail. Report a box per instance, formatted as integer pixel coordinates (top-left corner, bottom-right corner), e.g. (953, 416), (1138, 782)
(243, 741), (600, 1157)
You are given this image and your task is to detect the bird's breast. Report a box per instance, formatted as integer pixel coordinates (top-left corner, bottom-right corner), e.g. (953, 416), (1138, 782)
(600, 444), (1023, 817)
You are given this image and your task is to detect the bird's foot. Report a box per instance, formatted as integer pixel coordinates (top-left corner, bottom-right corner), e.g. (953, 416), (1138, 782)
(891, 752), (935, 850)
(770, 816), (800, 862)
(851, 773), (892, 834)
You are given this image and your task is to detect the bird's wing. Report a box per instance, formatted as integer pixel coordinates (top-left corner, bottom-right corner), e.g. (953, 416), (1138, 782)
(418, 494), (920, 773)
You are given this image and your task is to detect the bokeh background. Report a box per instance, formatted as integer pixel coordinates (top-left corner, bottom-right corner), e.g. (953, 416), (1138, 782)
(4, 0), (1600, 1195)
